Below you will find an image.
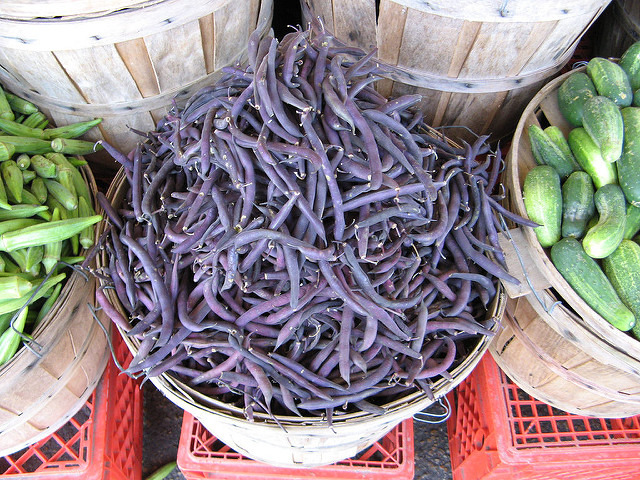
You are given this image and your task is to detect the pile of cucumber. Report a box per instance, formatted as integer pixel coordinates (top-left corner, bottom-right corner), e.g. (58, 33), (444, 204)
(0, 86), (102, 366)
(524, 41), (640, 339)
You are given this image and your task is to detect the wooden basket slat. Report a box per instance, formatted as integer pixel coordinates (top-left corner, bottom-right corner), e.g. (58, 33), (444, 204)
(56, 45), (144, 104)
(213, 0), (258, 71)
(396, 11), (463, 76)
(0, 49), (87, 104)
(199, 14), (216, 75)
(115, 38), (161, 98)
(146, 20), (208, 93)
(375, 0), (407, 98)
(332, 0), (376, 52)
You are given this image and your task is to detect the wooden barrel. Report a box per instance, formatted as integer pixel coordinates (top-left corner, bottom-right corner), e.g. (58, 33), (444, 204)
(0, 167), (112, 456)
(492, 65), (640, 417)
(591, 0), (640, 59)
(0, 0), (273, 158)
(301, 0), (611, 144)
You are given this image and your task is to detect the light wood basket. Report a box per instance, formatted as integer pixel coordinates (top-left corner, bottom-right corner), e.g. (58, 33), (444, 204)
(101, 167), (504, 467)
(490, 66), (640, 418)
(0, 166), (111, 456)
(301, 0), (610, 144)
(0, 0), (273, 156)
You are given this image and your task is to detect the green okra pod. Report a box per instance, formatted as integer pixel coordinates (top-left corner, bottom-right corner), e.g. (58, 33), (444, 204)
(0, 218), (41, 235)
(50, 138), (102, 155)
(0, 273), (65, 316)
(77, 197), (95, 249)
(5, 92), (38, 115)
(0, 136), (52, 155)
(43, 178), (77, 211)
(0, 160), (23, 203)
(7, 248), (28, 272)
(21, 169), (36, 184)
(46, 154), (91, 207)
(43, 118), (102, 140)
(35, 282), (62, 325)
(30, 177), (47, 204)
(16, 154), (31, 170)
(42, 208), (62, 274)
(0, 215), (102, 251)
(0, 204), (48, 221)
(23, 246), (42, 275)
(0, 117), (45, 139)
(0, 86), (14, 122)
(0, 177), (10, 210)
(30, 155), (57, 178)
(0, 306), (28, 366)
(0, 253), (19, 273)
(22, 112), (48, 129)
(0, 141), (16, 162)
(0, 275), (33, 299)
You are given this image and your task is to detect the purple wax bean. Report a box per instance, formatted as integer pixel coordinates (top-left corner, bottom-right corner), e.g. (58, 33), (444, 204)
(120, 233), (175, 347)
(414, 337), (457, 379)
(96, 287), (131, 332)
(451, 222), (518, 284)
(338, 305), (353, 385)
(191, 351), (243, 385)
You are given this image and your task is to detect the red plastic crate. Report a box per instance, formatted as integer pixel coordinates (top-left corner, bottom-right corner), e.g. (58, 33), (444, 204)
(447, 352), (640, 480)
(0, 331), (143, 479)
(177, 411), (414, 480)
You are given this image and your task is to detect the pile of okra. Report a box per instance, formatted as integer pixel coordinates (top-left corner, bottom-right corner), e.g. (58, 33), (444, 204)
(0, 85), (102, 366)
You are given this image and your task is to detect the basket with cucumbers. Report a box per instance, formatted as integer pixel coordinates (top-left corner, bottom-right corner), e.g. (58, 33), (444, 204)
(519, 42), (640, 342)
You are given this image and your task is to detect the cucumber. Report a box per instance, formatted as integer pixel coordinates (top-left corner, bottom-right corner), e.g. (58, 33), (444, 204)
(618, 107), (640, 205)
(528, 124), (580, 179)
(523, 165), (562, 248)
(544, 126), (578, 168)
(582, 96), (624, 163)
(561, 171), (595, 239)
(586, 57), (634, 107)
(619, 41), (640, 91)
(602, 240), (640, 337)
(582, 183), (626, 259)
(550, 237), (635, 331)
(625, 203), (640, 240)
(568, 127), (617, 189)
(557, 72), (598, 127)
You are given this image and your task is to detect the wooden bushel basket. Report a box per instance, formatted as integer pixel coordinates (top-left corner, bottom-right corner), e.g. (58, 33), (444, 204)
(100, 167), (505, 468)
(0, 0), (273, 157)
(592, 0), (640, 59)
(301, 0), (611, 144)
(0, 166), (111, 456)
(490, 67), (640, 418)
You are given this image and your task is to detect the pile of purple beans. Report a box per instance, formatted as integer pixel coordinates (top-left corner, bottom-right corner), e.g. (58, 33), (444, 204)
(94, 25), (534, 418)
